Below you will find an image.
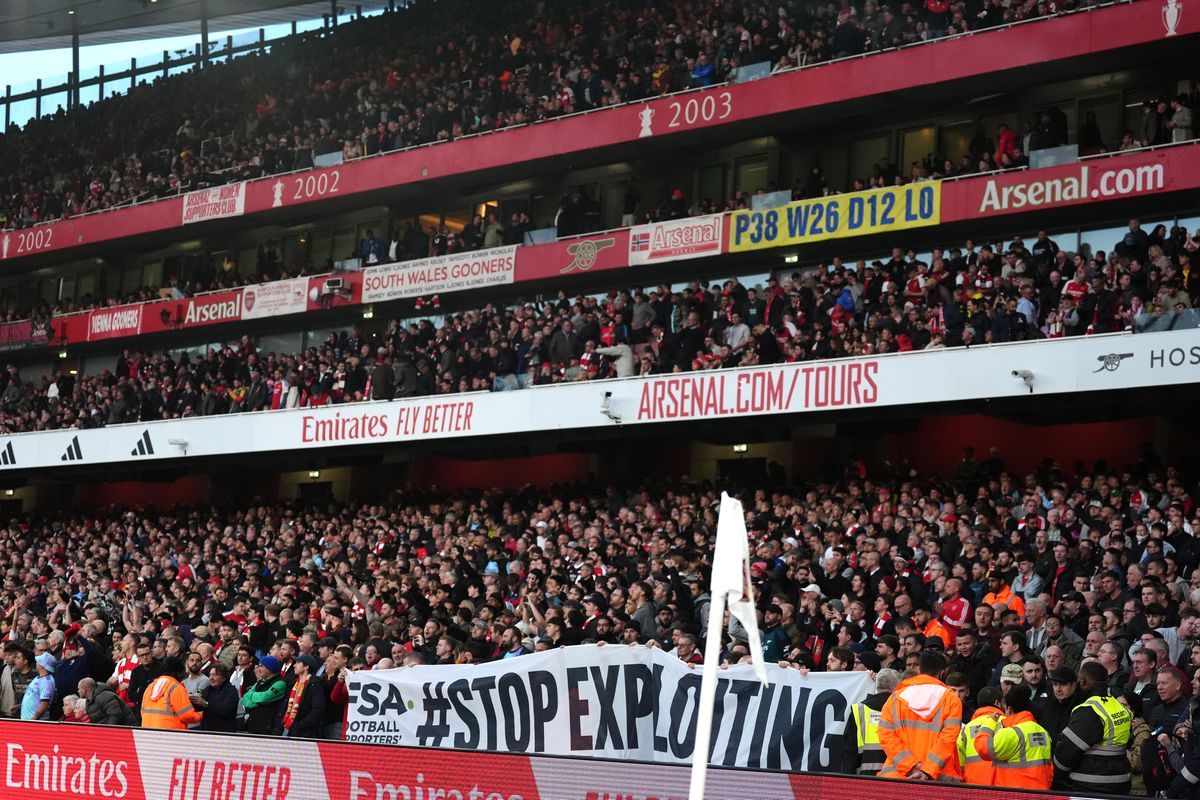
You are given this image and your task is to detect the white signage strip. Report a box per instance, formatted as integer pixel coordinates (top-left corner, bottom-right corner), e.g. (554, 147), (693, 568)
(0, 329), (1193, 471)
(362, 246), (517, 303)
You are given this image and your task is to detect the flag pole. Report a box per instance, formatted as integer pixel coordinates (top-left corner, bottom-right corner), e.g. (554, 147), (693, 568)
(688, 588), (727, 800)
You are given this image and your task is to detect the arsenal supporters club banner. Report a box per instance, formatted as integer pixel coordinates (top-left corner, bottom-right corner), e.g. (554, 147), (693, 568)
(345, 644), (872, 769)
(629, 215), (724, 265)
(361, 246), (517, 303)
(181, 183), (246, 224)
(242, 276), (309, 320)
(0, 717), (1111, 800)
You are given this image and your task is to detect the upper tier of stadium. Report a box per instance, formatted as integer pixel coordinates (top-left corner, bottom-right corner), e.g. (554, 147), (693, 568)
(0, 0), (1167, 232)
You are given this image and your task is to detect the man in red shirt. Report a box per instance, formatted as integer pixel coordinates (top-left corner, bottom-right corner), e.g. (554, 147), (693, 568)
(939, 578), (971, 644)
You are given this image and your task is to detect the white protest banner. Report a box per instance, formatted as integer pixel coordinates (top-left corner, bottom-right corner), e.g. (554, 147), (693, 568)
(345, 643), (872, 770)
(181, 182), (246, 224)
(242, 276), (310, 320)
(362, 246), (517, 303)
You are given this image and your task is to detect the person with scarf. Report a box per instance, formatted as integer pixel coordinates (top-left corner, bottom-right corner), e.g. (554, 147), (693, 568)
(280, 655), (325, 738)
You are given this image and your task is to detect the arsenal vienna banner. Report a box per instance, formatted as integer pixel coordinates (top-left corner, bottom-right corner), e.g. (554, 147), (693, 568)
(345, 644), (872, 770)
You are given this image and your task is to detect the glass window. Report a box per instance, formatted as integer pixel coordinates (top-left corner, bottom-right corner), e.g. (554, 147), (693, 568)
(1078, 95), (1121, 154)
(698, 164), (727, 206)
(779, 147), (815, 192)
(77, 271), (96, 305)
(142, 260), (164, 291)
(817, 142), (849, 192)
(938, 121), (974, 165)
(901, 126), (936, 176)
(851, 135), (889, 186)
(734, 155), (769, 195)
(330, 227), (358, 262)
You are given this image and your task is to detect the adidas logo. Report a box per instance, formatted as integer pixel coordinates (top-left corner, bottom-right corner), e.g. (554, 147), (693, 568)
(0, 442), (13, 466)
(60, 436), (82, 462)
(131, 430), (155, 457)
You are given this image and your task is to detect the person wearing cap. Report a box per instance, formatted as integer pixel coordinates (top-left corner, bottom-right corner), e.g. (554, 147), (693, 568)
(844, 668), (900, 776)
(959, 685), (1005, 786)
(976, 683), (1053, 789)
(999, 663), (1025, 696)
(242, 655), (288, 735)
(1052, 661), (1132, 794)
(281, 654), (325, 738)
(983, 569), (1026, 622)
(762, 604), (789, 662)
(21, 653), (56, 720)
(1035, 666), (1084, 739)
(878, 650), (963, 782)
(140, 656), (203, 730)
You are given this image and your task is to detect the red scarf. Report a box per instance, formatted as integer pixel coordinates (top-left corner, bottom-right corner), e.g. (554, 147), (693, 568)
(282, 674), (309, 729)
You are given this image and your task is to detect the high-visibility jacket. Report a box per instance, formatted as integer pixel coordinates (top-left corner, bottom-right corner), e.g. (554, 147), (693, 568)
(982, 584), (1026, 621)
(976, 710), (1053, 789)
(1052, 693), (1132, 794)
(923, 619), (954, 649)
(140, 675), (202, 730)
(852, 702), (885, 775)
(878, 674), (963, 780)
(959, 705), (1004, 786)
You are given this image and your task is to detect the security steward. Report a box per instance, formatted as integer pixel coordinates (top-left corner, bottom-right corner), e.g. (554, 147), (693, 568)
(140, 656), (203, 730)
(959, 685), (1005, 786)
(1052, 661), (1132, 794)
(844, 668), (900, 775)
(879, 650), (963, 781)
(977, 683), (1054, 789)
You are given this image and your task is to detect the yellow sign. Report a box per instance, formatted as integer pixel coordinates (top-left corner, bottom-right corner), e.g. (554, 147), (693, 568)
(729, 181), (942, 253)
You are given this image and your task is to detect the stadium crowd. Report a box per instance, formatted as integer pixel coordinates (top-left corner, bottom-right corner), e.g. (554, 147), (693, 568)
(0, 0), (1124, 230)
(1, 449), (1200, 795)
(1, 216), (1196, 434)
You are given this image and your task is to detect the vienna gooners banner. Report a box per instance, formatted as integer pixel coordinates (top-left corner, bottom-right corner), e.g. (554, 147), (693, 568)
(345, 644), (872, 770)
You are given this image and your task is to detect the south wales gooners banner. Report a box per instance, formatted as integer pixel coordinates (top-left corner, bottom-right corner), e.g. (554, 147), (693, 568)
(345, 643), (872, 770)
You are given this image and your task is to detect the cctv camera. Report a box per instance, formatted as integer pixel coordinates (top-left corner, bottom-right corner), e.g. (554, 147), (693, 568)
(167, 438), (189, 454)
(1011, 369), (1034, 393)
(600, 391), (622, 424)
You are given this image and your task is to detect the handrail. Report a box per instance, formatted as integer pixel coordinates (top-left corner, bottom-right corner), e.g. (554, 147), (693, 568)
(0, 0), (1133, 233)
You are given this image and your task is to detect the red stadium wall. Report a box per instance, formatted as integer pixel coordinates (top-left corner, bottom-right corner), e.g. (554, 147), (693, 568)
(73, 474), (210, 510)
(889, 415), (1157, 476)
(411, 453), (592, 490)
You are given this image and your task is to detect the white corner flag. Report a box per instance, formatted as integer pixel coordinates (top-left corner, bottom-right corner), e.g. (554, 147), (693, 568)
(689, 492), (768, 800)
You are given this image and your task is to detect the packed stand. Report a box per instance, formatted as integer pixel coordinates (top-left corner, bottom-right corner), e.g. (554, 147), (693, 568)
(0, 0), (1114, 230)
(0, 217), (1196, 433)
(0, 450), (1199, 795)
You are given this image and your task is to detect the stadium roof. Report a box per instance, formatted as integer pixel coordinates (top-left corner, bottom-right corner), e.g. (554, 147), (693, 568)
(0, 0), (389, 54)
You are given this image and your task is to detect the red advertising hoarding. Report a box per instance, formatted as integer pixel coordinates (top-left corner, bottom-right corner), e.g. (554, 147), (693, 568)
(0, 719), (1109, 800)
(0, 0), (1189, 267)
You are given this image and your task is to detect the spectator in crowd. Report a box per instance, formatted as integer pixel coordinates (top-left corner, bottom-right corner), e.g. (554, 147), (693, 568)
(243, 655), (287, 735)
(140, 656), (202, 730)
(21, 653), (56, 720)
(1052, 661), (1132, 794)
(77, 677), (132, 726)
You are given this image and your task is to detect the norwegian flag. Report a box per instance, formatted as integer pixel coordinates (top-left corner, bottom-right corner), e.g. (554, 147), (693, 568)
(631, 232), (651, 252)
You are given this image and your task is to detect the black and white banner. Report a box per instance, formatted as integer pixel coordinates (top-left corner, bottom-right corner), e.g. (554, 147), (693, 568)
(345, 644), (872, 769)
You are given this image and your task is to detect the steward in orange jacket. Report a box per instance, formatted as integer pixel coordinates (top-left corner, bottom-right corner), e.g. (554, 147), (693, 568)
(976, 684), (1053, 789)
(140, 657), (203, 730)
(879, 651), (963, 781)
(982, 571), (1026, 621)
